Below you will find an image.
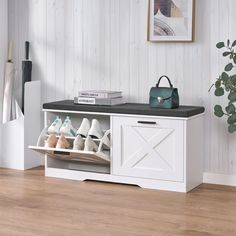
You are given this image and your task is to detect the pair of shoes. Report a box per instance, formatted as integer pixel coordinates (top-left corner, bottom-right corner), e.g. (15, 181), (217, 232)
(45, 134), (70, 149)
(48, 116), (76, 137)
(73, 129), (111, 152)
(77, 118), (103, 139)
(73, 135), (98, 152)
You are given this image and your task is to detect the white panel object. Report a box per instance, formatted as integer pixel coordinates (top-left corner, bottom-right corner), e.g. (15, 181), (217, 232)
(0, 0), (8, 166)
(30, 107), (204, 192)
(1, 116), (24, 169)
(203, 172), (236, 187)
(111, 114), (203, 191)
(185, 115), (204, 191)
(1, 81), (42, 170)
(0, 0), (8, 122)
(112, 116), (184, 182)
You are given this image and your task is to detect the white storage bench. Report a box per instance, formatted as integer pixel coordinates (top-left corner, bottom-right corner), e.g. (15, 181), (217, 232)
(29, 100), (204, 192)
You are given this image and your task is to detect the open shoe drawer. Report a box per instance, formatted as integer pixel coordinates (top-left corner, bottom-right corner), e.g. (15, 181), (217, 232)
(29, 146), (110, 164)
(29, 126), (110, 165)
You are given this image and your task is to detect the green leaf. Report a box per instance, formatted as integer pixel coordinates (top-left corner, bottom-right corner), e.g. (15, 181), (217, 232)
(225, 63), (234, 71)
(216, 42), (225, 49)
(225, 79), (231, 91)
(234, 55), (236, 64)
(228, 124), (236, 133)
(214, 87), (224, 96)
(214, 105), (224, 117)
(227, 39), (230, 47)
(227, 115), (236, 124)
(226, 104), (235, 114)
(232, 40), (236, 47)
(231, 75), (236, 84)
(215, 80), (221, 88)
(222, 72), (229, 81)
(225, 85), (230, 92)
(223, 52), (231, 57)
(227, 116), (236, 125)
(228, 91), (236, 102)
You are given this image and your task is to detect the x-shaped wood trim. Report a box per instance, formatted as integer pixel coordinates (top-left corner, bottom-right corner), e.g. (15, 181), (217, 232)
(122, 125), (174, 171)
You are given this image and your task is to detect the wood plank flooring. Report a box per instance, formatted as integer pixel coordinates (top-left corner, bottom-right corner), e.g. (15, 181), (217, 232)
(0, 167), (236, 236)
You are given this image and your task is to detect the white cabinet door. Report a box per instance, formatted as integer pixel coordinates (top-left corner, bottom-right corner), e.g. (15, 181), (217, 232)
(112, 116), (184, 182)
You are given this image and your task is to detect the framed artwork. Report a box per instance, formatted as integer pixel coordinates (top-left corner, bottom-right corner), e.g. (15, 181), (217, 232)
(148, 0), (195, 42)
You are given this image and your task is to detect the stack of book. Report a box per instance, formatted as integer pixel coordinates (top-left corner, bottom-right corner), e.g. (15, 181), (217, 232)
(74, 90), (124, 106)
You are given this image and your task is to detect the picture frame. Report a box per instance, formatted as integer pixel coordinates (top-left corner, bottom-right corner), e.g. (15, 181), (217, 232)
(147, 0), (195, 42)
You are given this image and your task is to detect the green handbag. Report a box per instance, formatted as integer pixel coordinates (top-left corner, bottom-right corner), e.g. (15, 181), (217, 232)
(149, 75), (179, 109)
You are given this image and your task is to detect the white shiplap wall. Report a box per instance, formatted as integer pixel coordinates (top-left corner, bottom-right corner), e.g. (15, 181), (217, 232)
(0, 0), (8, 121)
(8, 0), (236, 175)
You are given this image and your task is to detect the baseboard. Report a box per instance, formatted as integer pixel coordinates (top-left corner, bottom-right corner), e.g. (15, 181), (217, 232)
(203, 172), (236, 187)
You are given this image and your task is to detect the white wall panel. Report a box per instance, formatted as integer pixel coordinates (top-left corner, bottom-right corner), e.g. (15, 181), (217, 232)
(8, 0), (236, 175)
(0, 0), (8, 121)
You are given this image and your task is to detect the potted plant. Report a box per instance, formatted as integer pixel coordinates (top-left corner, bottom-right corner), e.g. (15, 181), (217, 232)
(210, 39), (236, 133)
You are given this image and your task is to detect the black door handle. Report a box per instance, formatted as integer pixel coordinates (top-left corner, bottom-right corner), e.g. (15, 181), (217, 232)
(137, 121), (157, 125)
(54, 151), (70, 155)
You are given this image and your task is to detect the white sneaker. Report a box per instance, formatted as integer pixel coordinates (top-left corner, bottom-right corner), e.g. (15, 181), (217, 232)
(48, 116), (62, 135)
(98, 129), (110, 150)
(84, 136), (98, 152)
(77, 118), (90, 138)
(73, 134), (84, 150)
(60, 116), (76, 137)
(88, 119), (103, 139)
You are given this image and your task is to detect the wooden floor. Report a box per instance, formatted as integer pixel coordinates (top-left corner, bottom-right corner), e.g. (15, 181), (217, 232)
(0, 168), (236, 236)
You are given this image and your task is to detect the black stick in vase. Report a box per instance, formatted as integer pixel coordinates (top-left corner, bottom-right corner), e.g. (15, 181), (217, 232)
(21, 41), (32, 113)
